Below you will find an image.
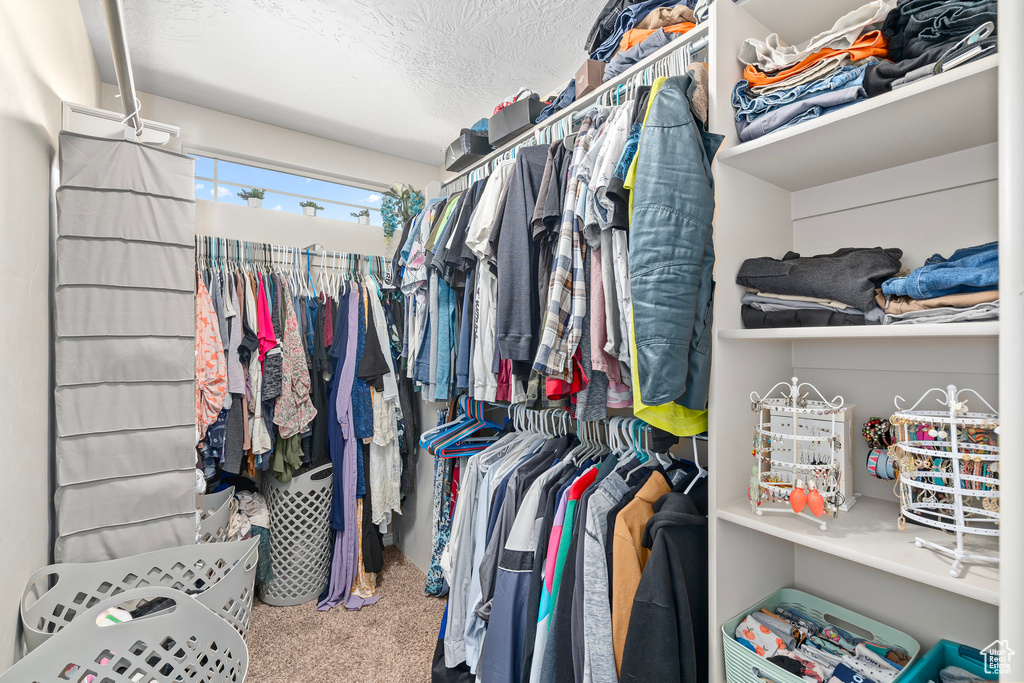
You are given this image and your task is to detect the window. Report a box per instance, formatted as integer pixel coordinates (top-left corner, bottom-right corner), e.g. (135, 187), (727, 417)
(190, 154), (384, 226)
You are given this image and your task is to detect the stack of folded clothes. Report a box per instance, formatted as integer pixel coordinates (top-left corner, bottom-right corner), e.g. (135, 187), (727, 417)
(733, 0), (998, 142)
(736, 247), (903, 328)
(878, 241), (998, 325)
(733, 0), (893, 142)
(603, 5), (697, 81)
(587, 0), (698, 62)
(868, 0), (998, 95)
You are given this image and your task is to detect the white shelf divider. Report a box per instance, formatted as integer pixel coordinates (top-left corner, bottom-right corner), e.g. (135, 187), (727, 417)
(717, 496), (1000, 605)
(717, 321), (1000, 341)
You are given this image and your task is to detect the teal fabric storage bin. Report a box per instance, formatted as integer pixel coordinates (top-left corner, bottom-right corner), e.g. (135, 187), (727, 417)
(900, 640), (997, 683)
(722, 588), (921, 683)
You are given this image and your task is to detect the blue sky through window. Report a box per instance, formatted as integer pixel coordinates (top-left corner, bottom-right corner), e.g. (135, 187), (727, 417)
(191, 154), (384, 226)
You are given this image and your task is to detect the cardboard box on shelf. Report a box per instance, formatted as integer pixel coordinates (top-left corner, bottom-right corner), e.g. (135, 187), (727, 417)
(575, 59), (607, 98)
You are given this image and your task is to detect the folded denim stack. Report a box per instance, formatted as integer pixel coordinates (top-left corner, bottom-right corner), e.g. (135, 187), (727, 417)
(866, 0), (997, 95)
(733, 0), (998, 142)
(878, 241), (999, 325)
(736, 247), (903, 328)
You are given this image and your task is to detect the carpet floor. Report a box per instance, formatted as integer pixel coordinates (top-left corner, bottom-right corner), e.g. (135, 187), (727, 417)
(246, 546), (446, 682)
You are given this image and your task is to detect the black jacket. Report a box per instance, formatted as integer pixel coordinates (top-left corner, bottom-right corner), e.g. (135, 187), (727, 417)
(619, 489), (708, 683)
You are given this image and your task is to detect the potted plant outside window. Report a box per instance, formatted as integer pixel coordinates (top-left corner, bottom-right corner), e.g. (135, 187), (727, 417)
(237, 188), (267, 208)
(351, 208), (371, 225)
(300, 200), (325, 217)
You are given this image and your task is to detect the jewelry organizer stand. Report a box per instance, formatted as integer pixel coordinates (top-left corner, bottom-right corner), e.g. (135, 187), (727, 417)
(750, 377), (846, 531)
(891, 384), (1000, 578)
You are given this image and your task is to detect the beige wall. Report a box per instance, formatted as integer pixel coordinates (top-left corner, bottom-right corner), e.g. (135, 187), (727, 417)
(101, 84), (442, 190)
(0, 0), (101, 668)
(102, 84), (439, 253)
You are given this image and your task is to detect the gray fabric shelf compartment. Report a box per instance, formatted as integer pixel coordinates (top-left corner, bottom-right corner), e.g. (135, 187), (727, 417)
(54, 132), (196, 563)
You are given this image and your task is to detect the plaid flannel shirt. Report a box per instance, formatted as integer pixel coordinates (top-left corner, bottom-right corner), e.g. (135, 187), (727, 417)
(533, 112), (598, 379)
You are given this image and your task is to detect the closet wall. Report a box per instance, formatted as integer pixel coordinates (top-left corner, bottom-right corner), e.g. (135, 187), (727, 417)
(99, 83), (443, 256)
(0, 0), (101, 668)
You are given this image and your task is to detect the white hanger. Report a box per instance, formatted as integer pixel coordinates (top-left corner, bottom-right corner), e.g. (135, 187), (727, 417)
(684, 437), (707, 496)
(316, 248), (327, 297)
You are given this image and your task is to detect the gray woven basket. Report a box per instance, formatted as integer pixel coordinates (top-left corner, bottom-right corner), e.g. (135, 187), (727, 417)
(21, 538), (258, 653)
(3, 586), (246, 683)
(197, 486), (235, 543)
(259, 462), (334, 606)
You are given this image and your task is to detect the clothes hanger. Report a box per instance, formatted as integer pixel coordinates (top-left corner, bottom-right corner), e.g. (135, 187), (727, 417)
(625, 418), (657, 480)
(434, 405), (504, 457)
(684, 436), (707, 496)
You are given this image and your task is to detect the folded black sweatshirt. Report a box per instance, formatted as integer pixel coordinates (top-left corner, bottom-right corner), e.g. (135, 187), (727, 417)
(736, 247), (902, 312)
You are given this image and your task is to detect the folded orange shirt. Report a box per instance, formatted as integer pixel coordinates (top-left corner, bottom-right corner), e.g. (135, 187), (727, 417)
(743, 30), (889, 86)
(619, 21), (696, 53)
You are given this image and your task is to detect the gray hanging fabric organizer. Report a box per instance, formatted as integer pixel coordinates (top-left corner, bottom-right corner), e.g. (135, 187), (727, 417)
(54, 132), (196, 563)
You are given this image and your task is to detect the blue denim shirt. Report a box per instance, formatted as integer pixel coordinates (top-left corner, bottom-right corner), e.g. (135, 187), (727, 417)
(882, 241), (998, 299)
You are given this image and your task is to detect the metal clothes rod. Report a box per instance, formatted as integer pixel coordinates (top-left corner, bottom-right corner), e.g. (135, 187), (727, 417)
(194, 236), (377, 262)
(504, 405), (708, 440)
(102, 0), (143, 137)
(442, 24), (710, 192)
(195, 236), (394, 292)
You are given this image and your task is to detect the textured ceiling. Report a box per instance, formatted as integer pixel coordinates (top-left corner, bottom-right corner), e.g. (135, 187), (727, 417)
(77, 0), (599, 166)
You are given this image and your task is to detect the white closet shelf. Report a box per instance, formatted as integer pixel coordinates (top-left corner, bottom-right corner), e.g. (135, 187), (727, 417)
(717, 496), (1000, 605)
(716, 321), (999, 341)
(716, 55), (998, 191)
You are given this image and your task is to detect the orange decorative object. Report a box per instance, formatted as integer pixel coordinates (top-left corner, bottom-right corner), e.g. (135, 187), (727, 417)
(807, 485), (826, 517)
(790, 480), (807, 514)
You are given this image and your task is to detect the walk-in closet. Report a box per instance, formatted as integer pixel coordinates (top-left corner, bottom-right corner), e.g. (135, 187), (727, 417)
(1, 0), (1021, 682)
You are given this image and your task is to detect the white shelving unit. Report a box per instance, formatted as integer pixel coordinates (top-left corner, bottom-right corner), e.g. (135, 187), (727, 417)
(705, 1), (1018, 680)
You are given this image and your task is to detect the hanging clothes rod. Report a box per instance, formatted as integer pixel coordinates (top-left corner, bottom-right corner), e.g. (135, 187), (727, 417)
(102, 0), (143, 137)
(441, 23), (711, 192)
(194, 236), (376, 262)
(195, 236), (393, 292)
(505, 405), (708, 442)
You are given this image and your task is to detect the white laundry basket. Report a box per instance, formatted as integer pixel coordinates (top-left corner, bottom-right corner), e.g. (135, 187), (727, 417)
(259, 462), (335, 606)
(21, 538), (258, 653)
(197, 486), (235, 543)
(3, 586), (247, 683)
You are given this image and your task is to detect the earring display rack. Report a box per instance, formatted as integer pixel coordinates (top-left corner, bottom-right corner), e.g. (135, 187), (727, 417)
(750, 377), (847, 531)
(891, 384), (1000, 578)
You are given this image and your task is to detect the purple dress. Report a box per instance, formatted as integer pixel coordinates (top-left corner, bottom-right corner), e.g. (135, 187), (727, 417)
(318, 289), (380, 611)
